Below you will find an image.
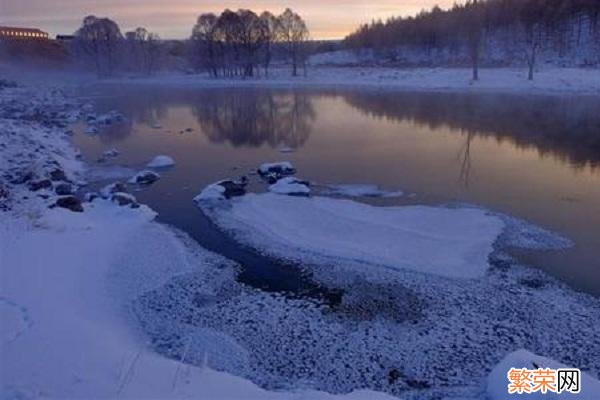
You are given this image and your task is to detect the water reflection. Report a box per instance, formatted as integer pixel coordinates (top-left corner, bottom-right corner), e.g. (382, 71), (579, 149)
(192, 90), (315, 149)
(342, 91), (600, 170)
(77, 85), (600, 296)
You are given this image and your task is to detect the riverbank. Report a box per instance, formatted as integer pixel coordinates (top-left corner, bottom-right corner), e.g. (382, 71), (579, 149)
(109, 66), (600, 96)
(0, 84), (393, 400)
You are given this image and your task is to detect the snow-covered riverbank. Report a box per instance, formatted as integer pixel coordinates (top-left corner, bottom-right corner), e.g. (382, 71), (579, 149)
(0, 84), (393, 399)
(109, 66), (600, 96)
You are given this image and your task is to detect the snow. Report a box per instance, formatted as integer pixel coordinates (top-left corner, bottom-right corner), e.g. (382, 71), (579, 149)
(487, 350), (600, 399)
(200, 193), (505, 278)
(0, 84), (394, 400)
(323, 184), (403, 198)
(258, 161), (296, 175)
(194, 182), (227, 201)
(108, 66), (600, 96)
(147, 155), (175, 168)
(1, 201), (394, 400)
(269, 177), (311, 196)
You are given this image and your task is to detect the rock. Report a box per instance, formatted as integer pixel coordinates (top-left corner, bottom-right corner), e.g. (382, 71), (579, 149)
(194, 179), (247, 202)
(84, 192), (99, 202)
(10, 171), (34, 185)
(147, 155), (175, 168)
(100, 182), (127, 198)
(258, 161), (296, 183)
(85, 125), (99, 134)
(49, 168), (67, 182)
(97, 148), (119, 163)
(55, 196), (83, 212)
(219, 180), (246, 198)
(268, 177), (311, 196)
(111, 192), (139, 208)
(96, 110), (125, 125)
(128, 170), (160, 185)
(54, 182), (73, 195)
(258, 161), (295, 176)
(0, 182), (9, 199)
(28, 178), (52, 191)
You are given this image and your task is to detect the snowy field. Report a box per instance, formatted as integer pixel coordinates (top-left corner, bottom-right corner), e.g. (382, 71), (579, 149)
(1, 78), (600, 399)
(109, 66), (600, 96)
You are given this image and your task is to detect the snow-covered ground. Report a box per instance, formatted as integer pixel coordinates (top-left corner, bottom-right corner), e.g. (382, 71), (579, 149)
(0, 85), (393, 400)
(111, 66), (600, 96)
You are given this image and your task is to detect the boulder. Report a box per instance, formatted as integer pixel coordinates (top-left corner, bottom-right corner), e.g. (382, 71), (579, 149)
(129, 170), (160, 185)
(111, 192), (139, 208)
(84, 192), (100, 203)
(194, 179), (247, 202)
(49, 168), (67, 182)
(54, 182), (73, 195)
(100, 182), (127, 198)
(28, 178), (52, 191)
(55, 196), (83, 212)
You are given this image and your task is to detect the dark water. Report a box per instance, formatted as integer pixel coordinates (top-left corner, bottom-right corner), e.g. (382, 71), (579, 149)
(74, 85), (600, 296)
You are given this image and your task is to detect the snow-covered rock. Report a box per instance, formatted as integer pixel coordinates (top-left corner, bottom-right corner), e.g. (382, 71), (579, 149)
(199, 193), (505, 278)
(85, 125), (99, 135)
(100, 182), (128, 199)
(111, 192), (139, 208)
(324, 184), (403, 198)
(487, 349), (600, 399)
(95, 110), (125, 126)
(54, 195), (83, 212)
(97, 148), (119, 163)
(54, 182), (73, 195)
(194, 179), (247, 202)
(128, 170), (161, 185)
(258, 161), (296, 183)
(268, 177), (311, 196)
(147, 155), (175, 168)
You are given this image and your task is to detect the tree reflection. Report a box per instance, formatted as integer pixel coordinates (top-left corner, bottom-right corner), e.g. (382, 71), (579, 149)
(191, 90), (315, 148)
(343, 91), (600, 171)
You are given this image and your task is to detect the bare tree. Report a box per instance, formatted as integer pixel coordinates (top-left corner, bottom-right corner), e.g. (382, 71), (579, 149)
(191, 13), (219, 76)
(237, 10), (268, 77)
(260, 11), (281, 76)
(463, 0), (484, 81)
(278, 8), (309, 77)
(125, 27), (162, 75)
(519, 0), (545, 80)
(74, 15), (123, 77)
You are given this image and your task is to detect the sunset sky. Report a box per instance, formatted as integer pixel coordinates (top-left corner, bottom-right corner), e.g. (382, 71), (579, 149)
(1, 0), (455, 40)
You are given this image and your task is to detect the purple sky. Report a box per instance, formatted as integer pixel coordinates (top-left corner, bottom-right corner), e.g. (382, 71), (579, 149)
(0, 0), (455, 39)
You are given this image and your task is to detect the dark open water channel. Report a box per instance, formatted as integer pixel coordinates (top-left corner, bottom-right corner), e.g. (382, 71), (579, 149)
(74, 85), (600, 297)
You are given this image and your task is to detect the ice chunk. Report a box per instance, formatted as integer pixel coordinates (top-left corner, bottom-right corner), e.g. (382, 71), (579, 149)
(487, 349), (600, 399)
(269, 177), (311, 196)
(324, 184), (403, 198)
(147, 155), (175, 168)
(200, 193), (505, 278)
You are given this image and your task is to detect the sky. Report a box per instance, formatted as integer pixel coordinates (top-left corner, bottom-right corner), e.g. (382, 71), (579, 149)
(0, 0), (456, 40)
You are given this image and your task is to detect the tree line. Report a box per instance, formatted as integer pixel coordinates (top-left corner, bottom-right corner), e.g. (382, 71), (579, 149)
(71, 8), (309, 78)
(345, 0), (600, 80)
(190, 8), (309, 77)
